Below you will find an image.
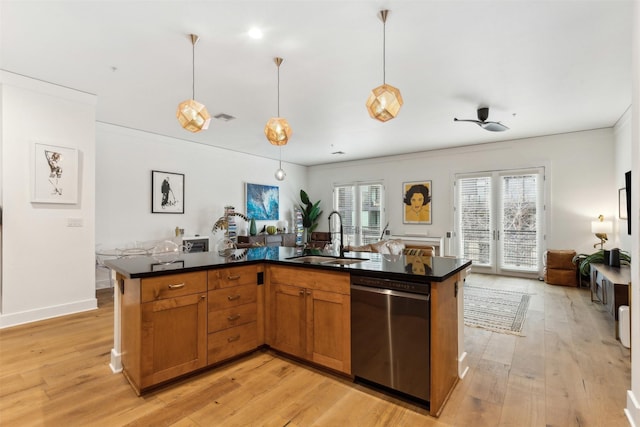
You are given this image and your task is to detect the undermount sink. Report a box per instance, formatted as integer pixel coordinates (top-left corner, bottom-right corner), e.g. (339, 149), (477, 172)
(285, 255), (368, 265)
(286, 255), (339, 263)
(321, 258), (366, 266)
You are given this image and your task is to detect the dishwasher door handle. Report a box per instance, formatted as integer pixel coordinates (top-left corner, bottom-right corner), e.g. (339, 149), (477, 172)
(351, 284), (430, 301)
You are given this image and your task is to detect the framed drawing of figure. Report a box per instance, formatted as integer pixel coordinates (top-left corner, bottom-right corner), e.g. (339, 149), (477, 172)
(403, 181), (432, 224)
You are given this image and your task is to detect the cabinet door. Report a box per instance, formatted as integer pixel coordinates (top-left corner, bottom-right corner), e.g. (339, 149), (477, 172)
(140, 292), (207, 389)
(308, 289), (351, 374)
(269, 283), (306, 358)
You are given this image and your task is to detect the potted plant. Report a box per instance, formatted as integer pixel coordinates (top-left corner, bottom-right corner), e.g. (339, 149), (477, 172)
(299, 189), (323, 242)
(573, 249), (631, 277)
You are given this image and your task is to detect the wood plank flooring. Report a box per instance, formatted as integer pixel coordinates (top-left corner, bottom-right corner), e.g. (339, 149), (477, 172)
(0, 274), (631, 426)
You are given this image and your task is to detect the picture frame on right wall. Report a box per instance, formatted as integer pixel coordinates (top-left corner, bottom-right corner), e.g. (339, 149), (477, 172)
(619, 188), (628, 220)
(625, 170), (631, 235)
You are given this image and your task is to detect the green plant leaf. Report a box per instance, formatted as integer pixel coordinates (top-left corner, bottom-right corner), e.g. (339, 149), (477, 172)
(300, 190), (310, 205)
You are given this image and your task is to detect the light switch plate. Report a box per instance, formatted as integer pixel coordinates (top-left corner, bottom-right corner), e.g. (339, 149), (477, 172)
(67, 218), (83, 227)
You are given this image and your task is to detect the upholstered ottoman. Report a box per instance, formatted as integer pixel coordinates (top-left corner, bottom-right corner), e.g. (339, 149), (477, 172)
(544, 250), (578, 286)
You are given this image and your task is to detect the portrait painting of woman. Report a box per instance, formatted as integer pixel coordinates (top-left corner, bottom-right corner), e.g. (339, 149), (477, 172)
(403, 181), (432, 224)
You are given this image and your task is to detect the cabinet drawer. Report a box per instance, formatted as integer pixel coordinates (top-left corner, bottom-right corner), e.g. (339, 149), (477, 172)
(208, 265), (258, 289)
(141, 271), (207, 303)
(208, 302), (257, 333)
(269, 266), (350, 294)
(208, 322), (258, 364)
(208, 284), (257, 310)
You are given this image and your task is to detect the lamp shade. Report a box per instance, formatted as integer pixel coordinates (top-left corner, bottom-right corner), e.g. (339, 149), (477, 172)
(366, 84), (403, 122)
(264, 117), (292, 146)
(591, 220), (613, 234)
(177, 99), (211, 132)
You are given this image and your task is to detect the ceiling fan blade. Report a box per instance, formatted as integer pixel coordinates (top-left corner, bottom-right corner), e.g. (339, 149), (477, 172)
(453, 118), (481, 124)
(480, 121), (509, 132)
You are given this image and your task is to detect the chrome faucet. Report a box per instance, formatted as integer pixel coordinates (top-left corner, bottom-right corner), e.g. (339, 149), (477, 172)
(328, 210), (344, 257)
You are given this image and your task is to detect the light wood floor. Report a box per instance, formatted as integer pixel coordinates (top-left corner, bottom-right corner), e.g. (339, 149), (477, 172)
(0, 275), (631, 426)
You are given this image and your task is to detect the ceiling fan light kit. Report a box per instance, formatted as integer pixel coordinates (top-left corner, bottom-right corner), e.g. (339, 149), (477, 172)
(454, 106), (509, 132)
(177, 34), (211, 133)
(366, 9), (403, 122)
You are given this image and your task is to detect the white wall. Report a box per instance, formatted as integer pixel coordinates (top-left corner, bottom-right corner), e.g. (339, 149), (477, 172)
(626, 1), (639, 424)
(0, 71), (97, 328)
(614, 108), (632, 253)
(308, 128), (617, 260)
(96, 122), (308, 251)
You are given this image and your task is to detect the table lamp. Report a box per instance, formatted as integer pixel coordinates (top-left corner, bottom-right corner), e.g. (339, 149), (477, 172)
(591, 215), (613, 250)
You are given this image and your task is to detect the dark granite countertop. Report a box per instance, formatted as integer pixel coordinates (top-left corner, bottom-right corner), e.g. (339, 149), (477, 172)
(104, 246), (471, 284)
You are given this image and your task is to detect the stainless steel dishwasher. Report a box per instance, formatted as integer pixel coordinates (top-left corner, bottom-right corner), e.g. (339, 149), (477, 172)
(351, 275), (430, 403)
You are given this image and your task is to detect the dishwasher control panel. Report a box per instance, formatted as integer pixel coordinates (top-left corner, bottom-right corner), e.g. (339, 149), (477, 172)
(351, 275), (430, 295)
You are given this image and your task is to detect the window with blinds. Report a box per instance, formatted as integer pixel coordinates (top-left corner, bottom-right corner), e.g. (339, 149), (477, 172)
(458, 176), (492, 266)
(500, 173), (539, 269)
(334, 182), (384, 246)
(456, 168), (543, 274)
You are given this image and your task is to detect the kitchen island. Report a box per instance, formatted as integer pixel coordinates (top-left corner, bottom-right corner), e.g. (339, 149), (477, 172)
(105, 246), (471, 417)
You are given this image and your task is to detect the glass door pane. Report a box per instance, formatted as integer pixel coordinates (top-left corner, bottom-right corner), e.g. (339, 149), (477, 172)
(499, 172), (540, 273)
(458, 176), (494, 269)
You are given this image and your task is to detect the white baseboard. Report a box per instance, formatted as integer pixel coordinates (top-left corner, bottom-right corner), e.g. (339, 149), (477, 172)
(626, 390), (640, 427)
(458, 351), (469, 379)
(110, 348), (123, 373)
(0, 298), (97, 329)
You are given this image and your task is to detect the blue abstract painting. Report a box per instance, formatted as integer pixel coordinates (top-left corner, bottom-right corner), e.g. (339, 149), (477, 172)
(246, 183), (279, 220)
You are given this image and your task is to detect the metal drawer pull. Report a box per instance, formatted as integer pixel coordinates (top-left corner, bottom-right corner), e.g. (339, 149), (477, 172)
(227, 314), (241, 321)
(227, 275), (241, 280)
(227, 294), (241, 301)
(168, 283), (185, 290)
(299, 290), (305, 296)
(227, 335), (241, 343)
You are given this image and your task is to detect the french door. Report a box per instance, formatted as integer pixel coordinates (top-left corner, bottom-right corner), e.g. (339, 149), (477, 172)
(455, 168), (544, 276)
(333, 182), (385, 247)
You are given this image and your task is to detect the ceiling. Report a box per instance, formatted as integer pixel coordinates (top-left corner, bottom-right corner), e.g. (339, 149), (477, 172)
(0, 1), (633, 167)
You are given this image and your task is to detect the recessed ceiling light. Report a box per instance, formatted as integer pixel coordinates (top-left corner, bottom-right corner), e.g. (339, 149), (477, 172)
(248, 27), (263, 39)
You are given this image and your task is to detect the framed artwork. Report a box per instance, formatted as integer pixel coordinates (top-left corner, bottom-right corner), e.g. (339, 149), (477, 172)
(32, 143), (79, 204)
(151, 170), (184, 214)
(246, 183), (279, 220)
(619, 188), (628, 220)
(402, 180), (432, 224)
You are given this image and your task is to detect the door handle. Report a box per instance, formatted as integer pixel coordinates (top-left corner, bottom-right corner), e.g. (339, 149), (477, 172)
(168, 283), (185, 290)
(227, 294), (241, 301)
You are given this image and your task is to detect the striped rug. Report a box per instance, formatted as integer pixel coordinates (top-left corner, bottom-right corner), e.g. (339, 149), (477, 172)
(463, 285), (531, 335)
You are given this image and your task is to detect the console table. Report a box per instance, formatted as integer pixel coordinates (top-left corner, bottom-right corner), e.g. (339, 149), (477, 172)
(590, 263), (631, 338)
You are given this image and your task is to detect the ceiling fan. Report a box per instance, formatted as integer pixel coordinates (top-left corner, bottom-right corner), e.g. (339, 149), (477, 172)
(454, 107), (509, 132)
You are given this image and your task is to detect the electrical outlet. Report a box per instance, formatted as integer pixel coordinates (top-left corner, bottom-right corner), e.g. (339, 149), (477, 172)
(67, 218), (83, 227)
(446, 231), (451, 238)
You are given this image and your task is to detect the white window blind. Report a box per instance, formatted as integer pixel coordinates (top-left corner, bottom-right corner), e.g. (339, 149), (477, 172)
(334, 182), (384, 246)
(500, 173), (539, 269)
(458, 176), (492, 266)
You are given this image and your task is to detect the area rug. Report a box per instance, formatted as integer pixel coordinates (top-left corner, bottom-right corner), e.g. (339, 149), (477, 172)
(463, 285), (531, 335)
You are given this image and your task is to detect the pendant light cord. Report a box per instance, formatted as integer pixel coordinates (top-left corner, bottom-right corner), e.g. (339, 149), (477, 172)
(277, 64), (280, 117)
(382, 18), (386, 85)
(192, 41), (196, 100)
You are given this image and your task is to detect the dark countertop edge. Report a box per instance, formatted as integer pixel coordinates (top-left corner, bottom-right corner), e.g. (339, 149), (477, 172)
(106, 256), (472, 283)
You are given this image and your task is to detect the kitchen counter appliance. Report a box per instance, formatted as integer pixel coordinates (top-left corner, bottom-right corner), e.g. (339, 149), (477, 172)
(351, 275), (430, 404)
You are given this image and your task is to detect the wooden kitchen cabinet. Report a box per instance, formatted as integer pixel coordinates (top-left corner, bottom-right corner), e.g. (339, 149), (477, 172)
(207, 265), (261, 364)
(266, 266), (351, 374)
(121, 271), (208, 395)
